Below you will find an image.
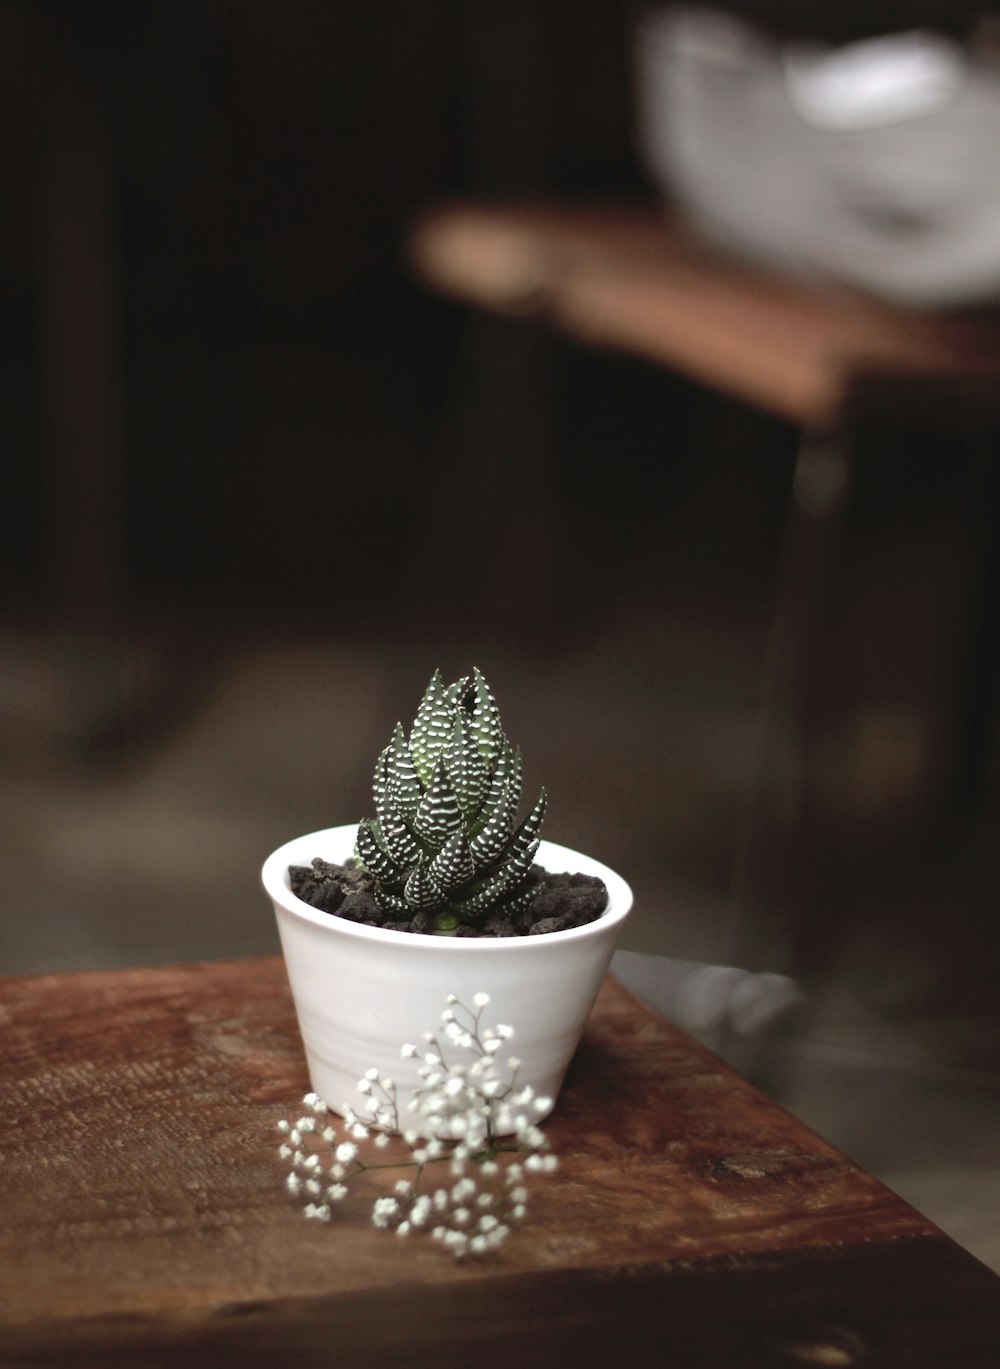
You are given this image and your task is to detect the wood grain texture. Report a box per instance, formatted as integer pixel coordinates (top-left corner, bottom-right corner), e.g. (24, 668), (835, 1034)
(2, 958), (998, 1367)
(407, 202), (1000, 427)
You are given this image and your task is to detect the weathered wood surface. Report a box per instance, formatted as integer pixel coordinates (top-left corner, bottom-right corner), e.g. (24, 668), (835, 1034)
(2, 957), (998, 1367)
(407, 201), (1000, 428)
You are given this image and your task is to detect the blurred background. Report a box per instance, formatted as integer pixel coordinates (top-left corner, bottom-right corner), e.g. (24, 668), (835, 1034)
(1, 1), (998, 1269)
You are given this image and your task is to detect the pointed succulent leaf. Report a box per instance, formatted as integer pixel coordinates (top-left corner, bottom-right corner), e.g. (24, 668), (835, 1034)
(373, 742), (421, 864)
(469, 667), (503, 764)
(507, 746), (524, 812)
(507, 836), (541, 883)
(413, 757), (462, 846)
(481, 883), (540, 927)
(371, 745), (390, 810)
(404, 861), (444, 909)
(386, 722), (422, 823)
(507, 788), (547, 863)
(486, 743), (523, 819)
(469, 776), (518, 870)
(409, 670), (453, 786)
(445, 715), (490, 819)
(469, 738), (519, 839)
(429, 830), (476, 892)
(451, 845), (537, 918)
(504, 884), (540, 919)
(355, 818), (399, 882)
(375, 793), (421, 866)
(381, 818), (421, 869)
(445, 675), (470, 710)
(450, 866), (518, 917)
(374, 886), (412, 916)
(494, 837), (539, 894)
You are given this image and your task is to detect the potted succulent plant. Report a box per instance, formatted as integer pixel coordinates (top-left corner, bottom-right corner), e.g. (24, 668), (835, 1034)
(262, 667), (632, 1129)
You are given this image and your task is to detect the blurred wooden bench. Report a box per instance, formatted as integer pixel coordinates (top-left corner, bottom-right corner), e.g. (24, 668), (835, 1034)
(407, 200), (1000, 975)
(408, 201), (1000, 428)
(3, 955), (999, 1366)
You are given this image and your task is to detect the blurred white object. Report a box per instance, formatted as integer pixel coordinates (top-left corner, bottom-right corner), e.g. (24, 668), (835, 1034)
(635, 7), (1000, 307)
(612, 949), (804, 1077)
(784, 29), (965, 131)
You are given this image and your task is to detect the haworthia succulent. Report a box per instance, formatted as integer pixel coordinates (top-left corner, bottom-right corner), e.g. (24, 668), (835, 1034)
(353, 669), (546, 932)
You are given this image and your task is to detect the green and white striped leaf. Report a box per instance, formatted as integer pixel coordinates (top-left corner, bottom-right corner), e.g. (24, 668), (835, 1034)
(355, 818), (398, 882)
(404, 861), (444, 909)
(445, 675), (470, 710)
(470, 738), (519, 838)
(507, 788), (547, 863)
(445, 715), (490, 819)
(373, 886), (412, 916)
(429, 830), (476, 891)
(410, 670), (453, 786)
(374, 782), (421, 866)
(469, 667), (502, 764)
(500, 884), (540, 922)
(506, 836), (540, 884)
(469, 776), (518, 869)
(412, 757), (462, 846)
(371, 745), (390, 811)
(450, 866), (518, 917)
(386, 722), (422, 823)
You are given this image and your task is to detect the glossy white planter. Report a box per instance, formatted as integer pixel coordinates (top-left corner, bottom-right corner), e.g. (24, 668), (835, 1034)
(262, 824), (633, 1129)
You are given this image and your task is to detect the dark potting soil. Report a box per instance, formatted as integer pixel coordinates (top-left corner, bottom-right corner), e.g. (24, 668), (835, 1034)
(288, 858), (609, 937)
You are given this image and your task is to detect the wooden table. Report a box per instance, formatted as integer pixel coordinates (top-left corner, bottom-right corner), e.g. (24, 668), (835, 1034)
(2, 956), (998, 1367)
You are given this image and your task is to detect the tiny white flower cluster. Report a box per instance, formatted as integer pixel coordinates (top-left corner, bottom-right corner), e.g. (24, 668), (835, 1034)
(277, 993), (558, 1259)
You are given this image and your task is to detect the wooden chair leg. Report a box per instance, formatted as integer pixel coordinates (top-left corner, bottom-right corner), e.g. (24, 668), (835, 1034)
(725, 429), (856, 982)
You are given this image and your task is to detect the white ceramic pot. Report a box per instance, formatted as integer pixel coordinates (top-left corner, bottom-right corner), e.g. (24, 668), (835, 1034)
(262, 824), (633, 1130)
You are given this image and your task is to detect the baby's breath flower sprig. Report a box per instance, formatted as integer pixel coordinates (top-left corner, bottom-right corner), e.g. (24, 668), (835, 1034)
(277, 994), (558, 1258)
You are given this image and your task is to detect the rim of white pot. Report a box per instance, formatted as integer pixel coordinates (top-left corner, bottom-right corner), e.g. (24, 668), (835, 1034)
(262, 823), (633, 950)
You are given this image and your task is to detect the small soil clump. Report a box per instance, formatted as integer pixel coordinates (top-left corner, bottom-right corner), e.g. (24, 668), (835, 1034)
(289, 858), (608, 937)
